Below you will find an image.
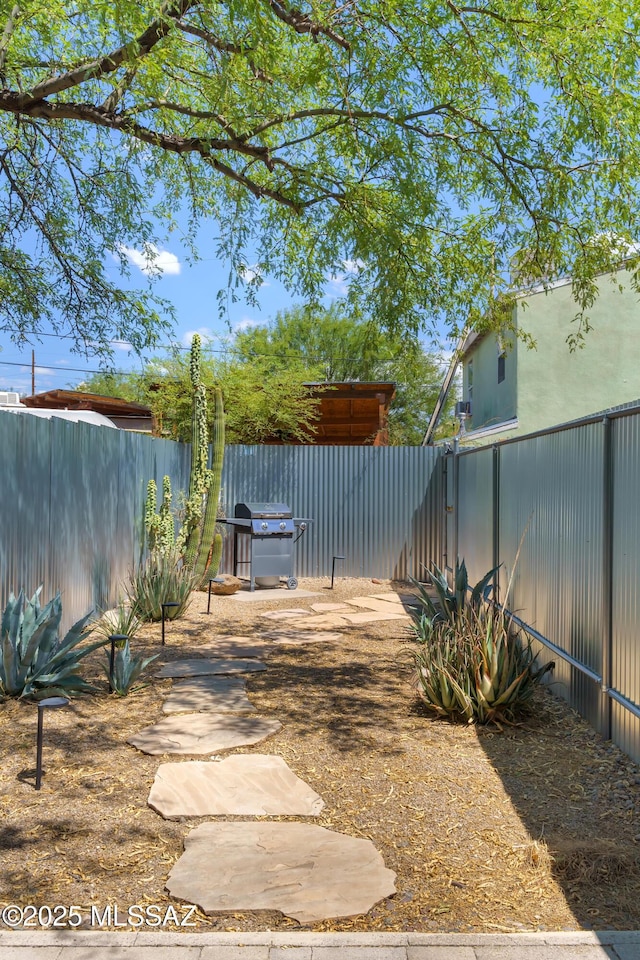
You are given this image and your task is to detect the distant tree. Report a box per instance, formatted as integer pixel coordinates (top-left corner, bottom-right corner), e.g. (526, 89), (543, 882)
(234, 304), (456, 444)
(74, 371), (144, 402)
(76, 347), (319, 443)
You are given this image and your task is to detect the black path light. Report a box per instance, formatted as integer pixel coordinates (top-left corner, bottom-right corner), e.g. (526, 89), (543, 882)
(35, 697), (70, 790)
(331, 555), (346, 590)
(161, 602), (180, 645)
(108, 633), (129, 693)
(207, 577), (225, 615)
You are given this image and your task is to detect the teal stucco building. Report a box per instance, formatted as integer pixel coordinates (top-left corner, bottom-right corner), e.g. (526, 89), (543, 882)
(458, 266), (640, 444)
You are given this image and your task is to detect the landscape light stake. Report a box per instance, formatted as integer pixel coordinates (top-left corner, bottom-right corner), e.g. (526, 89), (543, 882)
(108, 634), (129, 693)
(35, 697), (70, 790)
(207, 577), (225, 614)
(161, 602), (180, 645)
(331, 555), (345, 590)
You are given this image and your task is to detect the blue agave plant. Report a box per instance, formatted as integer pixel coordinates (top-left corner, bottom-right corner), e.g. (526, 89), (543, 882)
(0, 587), (106, 699)
(104, 638), (158, 696)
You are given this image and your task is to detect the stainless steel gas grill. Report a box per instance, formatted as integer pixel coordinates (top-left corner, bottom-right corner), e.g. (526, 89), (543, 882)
(220, 502), (311, 591)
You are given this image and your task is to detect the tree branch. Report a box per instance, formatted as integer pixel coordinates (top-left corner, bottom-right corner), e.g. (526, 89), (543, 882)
(261, 0), (350, 50)
(176, 21), (272, 82)
(0, 4), (20, 76)
(14, 0), (195, 107)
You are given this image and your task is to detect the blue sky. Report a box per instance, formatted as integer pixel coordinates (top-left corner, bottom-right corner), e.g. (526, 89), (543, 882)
(0, 235), (297, 394)
(0, 230), (423, 395)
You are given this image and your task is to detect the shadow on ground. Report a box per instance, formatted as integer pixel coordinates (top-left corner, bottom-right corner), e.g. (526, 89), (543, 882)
(477, 687), (640, 930)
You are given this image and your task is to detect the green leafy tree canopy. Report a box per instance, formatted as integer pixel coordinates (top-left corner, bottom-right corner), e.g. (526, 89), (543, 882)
(78, 345), (319, 443)
(5, 0), (640, 359)
(234, 303), (457, 444)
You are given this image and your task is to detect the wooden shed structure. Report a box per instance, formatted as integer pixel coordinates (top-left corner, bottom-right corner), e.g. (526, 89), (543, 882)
(23, 389), (155, 432)
(300, 381), (396, 445)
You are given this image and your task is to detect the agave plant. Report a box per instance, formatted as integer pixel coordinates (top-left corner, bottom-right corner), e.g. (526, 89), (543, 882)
(94, 599), (143, 644)
(126, 548), (196, 623)
(410, 559), (500, 628)
(0, 587), (106, 699)
(104, 638), (158, 696)
(411, 603), (554, 724)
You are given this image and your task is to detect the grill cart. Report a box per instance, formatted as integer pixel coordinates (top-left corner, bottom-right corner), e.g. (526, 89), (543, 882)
(220, 502), (311, 591)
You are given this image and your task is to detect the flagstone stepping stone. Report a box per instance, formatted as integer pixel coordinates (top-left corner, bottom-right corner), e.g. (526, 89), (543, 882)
(166, 821), (396, 923)
(294, 615), (351, 629)
(148, 756), (324, 818)
(345, 597), (410, 617)
(162, 676), (255, 714)
(370, 593), (412, 604)
(263, 629), (342, 645)
(128, 714), (281, 755)
(196, 639), (272, 659)
(310, 603), (351, 613)
(261, 608), (313, 621)
(340, 611), (407, 624)
(292, 614), (349, 630)
(155, 658), (266, 678)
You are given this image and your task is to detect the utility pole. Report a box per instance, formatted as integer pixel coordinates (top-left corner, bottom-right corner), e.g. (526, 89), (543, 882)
(31, 349), (35, 395)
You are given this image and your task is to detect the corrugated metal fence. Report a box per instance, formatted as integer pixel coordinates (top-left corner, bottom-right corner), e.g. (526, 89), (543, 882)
(450, 405), (640, 764)
(0, 415), (442, 633)
(0, 412), (190, 634)
(220, 444), (443, 582)
(5, 404), (640, 763)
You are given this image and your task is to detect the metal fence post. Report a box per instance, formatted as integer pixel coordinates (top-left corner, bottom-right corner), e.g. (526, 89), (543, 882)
(492, 444), (500, 602)
(453, 440), (460, 573)
(601, 415), (614, 741)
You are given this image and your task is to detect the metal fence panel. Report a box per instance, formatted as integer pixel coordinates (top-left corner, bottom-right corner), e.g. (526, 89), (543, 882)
(0, 413), (52, 608)
(1, 421), (441, 633)
(453, 420), (614, 741)
(456, 447), (494, 584)
(0, 412), (190, 634)
(220, 445), (442, 581)
(611, 415), (640, 713)
(497, 424), (605, 731)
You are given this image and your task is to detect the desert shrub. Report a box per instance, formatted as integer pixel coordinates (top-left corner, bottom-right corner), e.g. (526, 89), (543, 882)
(95, 599), (143, 643)
(410, 559), (499, 626)
(412, 604), (552, 724)
(105, 638), (158, 696)
(126, 549), (196, 623)
(409, 557), (553, 724)
(0, 587), (105, 699)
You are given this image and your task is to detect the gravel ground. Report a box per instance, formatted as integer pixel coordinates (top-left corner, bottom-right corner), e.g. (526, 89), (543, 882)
(1, 576), (639, 933)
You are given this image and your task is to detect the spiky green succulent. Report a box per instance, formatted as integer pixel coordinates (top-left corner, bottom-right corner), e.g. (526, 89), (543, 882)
(0, 588), (105, 699)
(409, 559), (499, 626)
(126, 548), (196, 622)
(104, 638), (158, 696)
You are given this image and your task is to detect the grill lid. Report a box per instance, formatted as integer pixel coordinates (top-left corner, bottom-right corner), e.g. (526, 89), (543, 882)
(234, 502), (292, 519)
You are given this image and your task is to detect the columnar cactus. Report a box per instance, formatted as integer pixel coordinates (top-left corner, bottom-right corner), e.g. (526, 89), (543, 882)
(144, 334), (225, 580)
(194, 386), (225, 586)
(145, 476), (175, 557)
(178, 334), (212, 567)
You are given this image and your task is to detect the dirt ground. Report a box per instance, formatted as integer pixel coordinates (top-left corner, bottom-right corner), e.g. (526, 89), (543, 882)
(1, 576), (640, 933)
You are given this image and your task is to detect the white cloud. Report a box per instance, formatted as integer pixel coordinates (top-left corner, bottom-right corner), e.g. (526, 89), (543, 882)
(117, 243), (181, 277)
(112, 340), (133, 352)
(326, 258), (366, 296)
(233, 317), (260, 333)
(238, 264), (270, 287)
(343, 258), (365, 273)
(181, 328), (217, 347)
